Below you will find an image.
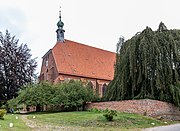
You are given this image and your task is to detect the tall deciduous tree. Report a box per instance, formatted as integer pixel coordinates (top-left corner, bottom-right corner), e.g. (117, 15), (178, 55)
(0, 30), (37, 101)
(105, 22), (180, 108)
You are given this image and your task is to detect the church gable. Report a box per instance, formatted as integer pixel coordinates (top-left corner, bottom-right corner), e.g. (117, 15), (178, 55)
(39, 50), (59, 83)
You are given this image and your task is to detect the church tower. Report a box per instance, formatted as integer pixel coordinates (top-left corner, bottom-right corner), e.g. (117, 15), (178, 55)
(56, 7), (65, 42)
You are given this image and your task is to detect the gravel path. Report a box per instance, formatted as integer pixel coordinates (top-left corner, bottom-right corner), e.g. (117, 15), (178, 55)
(143, 123), (180, 131)
(20, 115), (79, 131)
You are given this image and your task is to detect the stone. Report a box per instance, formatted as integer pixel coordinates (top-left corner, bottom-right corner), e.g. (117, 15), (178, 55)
(9, 123), (13, 128)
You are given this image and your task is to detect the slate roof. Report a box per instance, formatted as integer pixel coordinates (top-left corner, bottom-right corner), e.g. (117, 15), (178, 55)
(52, 40), (116, 80)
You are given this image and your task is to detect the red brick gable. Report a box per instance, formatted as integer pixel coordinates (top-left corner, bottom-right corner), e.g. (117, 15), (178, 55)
(52, 40), (116, 80)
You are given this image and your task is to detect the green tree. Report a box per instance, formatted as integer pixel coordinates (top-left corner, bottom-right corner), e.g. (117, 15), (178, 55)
(0, 30), (37, 101)
(105, 22), (180, 108)
(9, 81), (97, 111)
(52, 80), (96, 110)
(53, 80), (96, 110)
(8, 83), (55, 107)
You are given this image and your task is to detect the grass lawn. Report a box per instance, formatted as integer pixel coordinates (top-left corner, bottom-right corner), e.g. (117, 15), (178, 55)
(0, 111), (178, 131)
(26, 111), (178, 130)
(0, 113), (31, 131)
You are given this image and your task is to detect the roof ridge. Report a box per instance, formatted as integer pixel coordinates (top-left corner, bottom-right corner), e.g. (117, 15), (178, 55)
(57, 39), (115, 54)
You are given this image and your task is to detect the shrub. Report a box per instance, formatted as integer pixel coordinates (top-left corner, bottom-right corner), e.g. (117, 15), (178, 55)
(0, 109), (7, 120)
(0, 105), (7, 109)
(103, 109), (117, 121)
(88, 108), (102, 113)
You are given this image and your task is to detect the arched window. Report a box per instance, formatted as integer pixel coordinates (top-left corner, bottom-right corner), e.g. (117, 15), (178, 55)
(96, 82), (99, 95)
(102, 83), (107, 96)
(87, 81), (93, 90)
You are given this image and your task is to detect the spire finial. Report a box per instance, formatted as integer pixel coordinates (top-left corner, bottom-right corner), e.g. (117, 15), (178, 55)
(59, 6), (61, 20)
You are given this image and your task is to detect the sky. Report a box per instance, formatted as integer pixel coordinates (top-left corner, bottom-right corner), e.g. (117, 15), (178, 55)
(1, 0), (180, 74)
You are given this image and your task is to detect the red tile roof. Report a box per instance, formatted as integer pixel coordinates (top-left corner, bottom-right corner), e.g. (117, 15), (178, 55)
(52, 40), (116, 80)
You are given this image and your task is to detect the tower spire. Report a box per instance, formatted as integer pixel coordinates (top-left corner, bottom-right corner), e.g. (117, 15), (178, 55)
(56, 6), (65, 42)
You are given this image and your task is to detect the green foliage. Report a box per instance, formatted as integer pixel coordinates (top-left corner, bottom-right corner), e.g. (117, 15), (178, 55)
(8, 81), (97, 111)
(103, 109), (117, 121)
(105, 22), (180, 108)
(52, 81), (96, 109)
(0, 104), (7, 109)
(169, 84), (180, 109)
(0, 109), (7, 120)
(88, 108), (102, 113)
(8, 83), (56, 107)
(8, 98), (18, 109)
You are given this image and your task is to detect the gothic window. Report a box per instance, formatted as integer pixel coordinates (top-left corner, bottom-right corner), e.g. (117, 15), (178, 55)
(102, 83), (107, 96)
(87, 81), (93, 90)
(96, 82), (99, 95)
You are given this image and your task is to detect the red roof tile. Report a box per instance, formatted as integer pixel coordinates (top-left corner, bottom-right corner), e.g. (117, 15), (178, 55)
(52, 40), (116, 80)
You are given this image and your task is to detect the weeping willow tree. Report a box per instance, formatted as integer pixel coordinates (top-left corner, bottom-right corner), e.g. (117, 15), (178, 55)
(105, 22), (180, 108)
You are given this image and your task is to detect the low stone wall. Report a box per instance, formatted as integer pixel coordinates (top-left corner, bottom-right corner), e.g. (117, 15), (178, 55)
(86, 99), (180, 117)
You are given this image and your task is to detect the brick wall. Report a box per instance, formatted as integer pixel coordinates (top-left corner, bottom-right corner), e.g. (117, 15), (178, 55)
(86, 99), (180, 116)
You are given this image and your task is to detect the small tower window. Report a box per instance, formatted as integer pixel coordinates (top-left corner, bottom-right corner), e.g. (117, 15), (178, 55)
(45, 60), (48, 67)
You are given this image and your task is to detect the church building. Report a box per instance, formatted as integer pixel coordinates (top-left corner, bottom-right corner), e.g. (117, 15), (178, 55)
(39, 11), (116, 97)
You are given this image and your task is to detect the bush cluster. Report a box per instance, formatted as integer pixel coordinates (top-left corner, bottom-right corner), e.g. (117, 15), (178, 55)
(0, 109), (7, 120)
(89, 108), (117, 121)
(103, 109), (117, 121)
(8, 81), (99, 111)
